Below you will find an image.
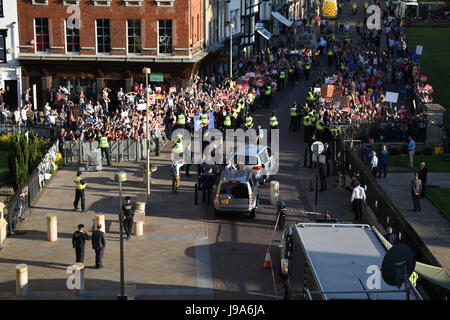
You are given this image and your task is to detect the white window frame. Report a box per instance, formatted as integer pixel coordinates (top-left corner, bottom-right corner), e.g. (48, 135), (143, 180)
(124, 0), (142, 6)
(31, 0), (48, 5)
(156, 0), (174, 7)
(65, 19), (81, 54)
(157, 19), (173, 55)
(127, 19), (142, 55)
(34, 17), (50, 53)
(93, 0), (111, 7)
(96, 19), (111, 55)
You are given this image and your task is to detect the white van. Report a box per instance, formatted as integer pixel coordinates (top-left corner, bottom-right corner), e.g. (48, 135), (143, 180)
(231, 145), (278, 184)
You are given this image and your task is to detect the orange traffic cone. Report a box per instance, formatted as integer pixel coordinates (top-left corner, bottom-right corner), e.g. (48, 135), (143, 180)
(263, 248), (271, 268)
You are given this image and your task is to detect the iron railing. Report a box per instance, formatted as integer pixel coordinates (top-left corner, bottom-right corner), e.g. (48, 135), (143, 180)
(336, 126), (448, 300)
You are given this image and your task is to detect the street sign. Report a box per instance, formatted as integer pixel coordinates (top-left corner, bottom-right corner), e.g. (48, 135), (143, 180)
(311, 141), (324, 154)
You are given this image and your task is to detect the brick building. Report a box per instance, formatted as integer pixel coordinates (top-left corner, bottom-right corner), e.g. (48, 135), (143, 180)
(16, 0), (206, 108)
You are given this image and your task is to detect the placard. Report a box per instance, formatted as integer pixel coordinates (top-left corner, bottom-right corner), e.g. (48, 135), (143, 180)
(169, 86), (176, 93)
(155, 87), (161, 92)
(121, 111), (128, 118)
(416, 45), (423, 55)
(148, 94), (156, 105)
(384, 91), (398, 103)
(137, 103), (147, 111)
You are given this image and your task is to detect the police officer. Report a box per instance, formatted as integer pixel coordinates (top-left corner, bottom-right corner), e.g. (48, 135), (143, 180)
(264, 84), (272, 108)
(122, 196), (134, 240)
(339, 19), (345, 33)
(356, 20), (361, 34)
(172, 136), (184, 159)
(327, 48), (334, 66)
(245, 113), (253, 130)
(269, 112), (279, 144)
(303, 114), (313, 143)
(99, 133), (111, 166)
(279, 69), (286, 91)
(316, 119), (325, 141)
(304, 61), (311, 80)
(200, 112), (209, 135)
(223, 112), (232, 132)
(73, 171), (87, 212)
(289, 103), (299, 133)
(176, 111), (186, 130)
(72, 224), (90, 263)
(288, 65), (295, 86)
(363, 1), (369, 13)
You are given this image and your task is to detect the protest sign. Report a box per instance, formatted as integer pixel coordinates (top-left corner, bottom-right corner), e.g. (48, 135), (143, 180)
(384, 91), (398, 103)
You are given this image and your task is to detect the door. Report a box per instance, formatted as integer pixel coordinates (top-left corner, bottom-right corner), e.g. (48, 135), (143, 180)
(4, 80), (18, 108)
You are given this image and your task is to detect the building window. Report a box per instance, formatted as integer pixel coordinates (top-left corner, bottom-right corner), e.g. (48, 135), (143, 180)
(0, 0), (3, 18)
(127, 19), (141, 54)
(0, 31), (6, 63)
(35, 18), (49, 52)
(156, 0), (174, 6)
(96, 19), (111, 53)
(158, 20), (172, 54)
(66, 19), (80, 52)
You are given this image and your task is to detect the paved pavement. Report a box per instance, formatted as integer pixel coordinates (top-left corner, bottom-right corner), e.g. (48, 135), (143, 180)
(0, 151), (214, 300)
(377, 173), (450, 272)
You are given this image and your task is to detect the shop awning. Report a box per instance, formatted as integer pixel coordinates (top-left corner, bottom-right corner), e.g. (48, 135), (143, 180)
(271, 11), (293, 27)
(257, 28), (271, 40)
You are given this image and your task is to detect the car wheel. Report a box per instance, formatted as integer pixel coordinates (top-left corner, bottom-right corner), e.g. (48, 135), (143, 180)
(249, 208), (256, 219)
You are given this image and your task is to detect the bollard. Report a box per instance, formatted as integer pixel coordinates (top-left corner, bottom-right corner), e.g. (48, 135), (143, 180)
(16, 264), (28, 297)
(135, 202), (146, 212)
(194, 183), (198, 205)
(133, 221), (144, 236)
(46, 215), (58, 242)
(270, 181), (280, 205)
(125, 281), (136, 300)
(95, 215), (105, 233)
(304, 148), (307, 167)
(71, 263), (85, 296)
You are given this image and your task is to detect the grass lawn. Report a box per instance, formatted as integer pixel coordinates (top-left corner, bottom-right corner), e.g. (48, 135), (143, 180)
(405, 27), (450, 136)
(388, 154), (450, 172)
(0, 150), (8, 186)
(426, 188), (450, 221)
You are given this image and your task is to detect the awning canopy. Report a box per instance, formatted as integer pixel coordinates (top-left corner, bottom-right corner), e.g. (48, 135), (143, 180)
(271, 11), (293, 27)
(257, 28), (271, 40)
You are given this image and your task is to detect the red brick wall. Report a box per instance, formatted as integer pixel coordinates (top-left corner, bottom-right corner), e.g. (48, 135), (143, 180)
(16, 0), (204, 56)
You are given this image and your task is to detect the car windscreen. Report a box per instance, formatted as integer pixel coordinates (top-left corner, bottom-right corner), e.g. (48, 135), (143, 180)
(234, 154), (259, 166)
(220, 183), (249, 198)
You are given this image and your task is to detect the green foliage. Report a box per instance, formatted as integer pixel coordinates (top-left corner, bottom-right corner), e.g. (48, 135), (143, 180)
(0, 132), (14, 151)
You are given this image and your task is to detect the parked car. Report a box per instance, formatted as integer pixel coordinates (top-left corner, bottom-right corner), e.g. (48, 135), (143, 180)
(214, 169), (260, 218)
(231, 144), (278, 184)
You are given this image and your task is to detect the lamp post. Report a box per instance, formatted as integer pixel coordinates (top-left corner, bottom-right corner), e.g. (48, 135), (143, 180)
(114, 171), (127, 300)
(142, 67), (151, 196)
(227, 22), (233, 81)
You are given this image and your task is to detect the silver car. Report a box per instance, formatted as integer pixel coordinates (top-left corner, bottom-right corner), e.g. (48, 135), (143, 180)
(213, 170), (260, 218)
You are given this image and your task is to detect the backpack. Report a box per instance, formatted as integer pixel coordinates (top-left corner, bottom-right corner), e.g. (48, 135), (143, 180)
(170, 164), (177, 177)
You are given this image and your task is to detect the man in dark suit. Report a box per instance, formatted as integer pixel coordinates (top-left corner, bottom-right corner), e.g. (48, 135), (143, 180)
(201, 167), (216, 205)
(411, 172), (422, 212)
(72, 224), (90, 263)
(418, 162), (427, 198)
(384, 226), (397, 245)
(92, 224), (106, 269)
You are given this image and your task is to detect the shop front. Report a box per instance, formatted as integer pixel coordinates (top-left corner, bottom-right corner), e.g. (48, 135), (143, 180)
(18, 56), (206, 109)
